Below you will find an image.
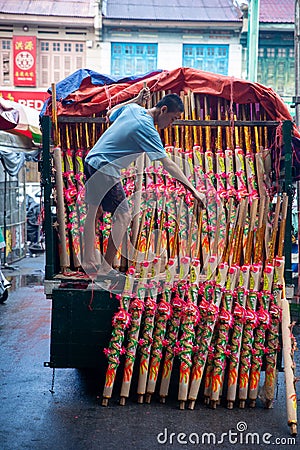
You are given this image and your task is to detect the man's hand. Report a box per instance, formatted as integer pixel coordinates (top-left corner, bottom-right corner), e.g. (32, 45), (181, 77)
(136, 86), (151, 105)
(107, 86), (151, 118)
(159, 156), (207, 210)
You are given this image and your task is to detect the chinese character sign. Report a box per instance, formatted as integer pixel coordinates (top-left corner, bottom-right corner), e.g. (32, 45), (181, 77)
(13, 36), (37, 86)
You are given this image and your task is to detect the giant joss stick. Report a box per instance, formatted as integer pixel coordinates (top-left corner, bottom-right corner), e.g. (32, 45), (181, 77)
(196, 184), (226, 406)
(51, 82), (60, 149)
(215, 99), (227, 199)
(53, 146), (70, 272)
(74, 124), (87, 263)
(226, 198), (258, 409)
(74, 124), (86, 191)
(192, 112), (209, 266)
(281, 290), (298, 436)
(145, 200), (183, 404)
(63, 124), (81, 269)
(202, 201), (236, 407)
(160, 209), (203, 405)
(130, 155), (145, 255)
(203, 96), (216, 193)
(183, 92), (193, 152)
(137, 198), (166, 403)
(215, 197), (247, 403)
(248, 196), (281, 407)
(263, 193), (288, 408)
(202, 197), (239, 405)
(177, 203), (201, 410)
(51, 83), (70, 272)
(238, 196), (267, 408)
(102, 208), (147, 406)
(224, 107), (236, 199)
(253, 118), (267, 199)
(234, 113), (249, 199)
(119, 205), (156, 405)
(192, 93), (206, 194)
(242, 105), (259, 201)
(189, 91), (199, 147)
(209, 198), (248, 409)
(124, 83), (148, 257)
(187, 203), (231, 410)
(158, 205), (186, 406)
(183, 93), (198, 193)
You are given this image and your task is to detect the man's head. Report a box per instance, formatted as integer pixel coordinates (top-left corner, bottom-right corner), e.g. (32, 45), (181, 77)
(154, 93), (184, 129)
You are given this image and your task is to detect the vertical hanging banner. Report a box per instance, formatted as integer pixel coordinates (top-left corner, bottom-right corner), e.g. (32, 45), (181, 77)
(13, 36), (37, 87)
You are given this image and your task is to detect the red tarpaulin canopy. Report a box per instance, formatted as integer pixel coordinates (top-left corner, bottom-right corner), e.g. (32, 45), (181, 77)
(43, 67), (300, 180)
(44, 67), (299, 138)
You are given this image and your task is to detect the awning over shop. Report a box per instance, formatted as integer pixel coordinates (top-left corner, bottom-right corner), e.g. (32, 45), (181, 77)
(0, 98), (42, 146)
(0, 131), (39, 177)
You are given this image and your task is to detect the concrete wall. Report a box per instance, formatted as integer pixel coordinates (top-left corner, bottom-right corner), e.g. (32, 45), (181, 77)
(157, 43), (182, 71)
(228, 44), (242, 77)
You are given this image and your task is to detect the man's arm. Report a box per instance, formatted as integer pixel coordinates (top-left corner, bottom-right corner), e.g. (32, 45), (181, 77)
(158, 156), (206, 207)
(107, 87), (150, 119)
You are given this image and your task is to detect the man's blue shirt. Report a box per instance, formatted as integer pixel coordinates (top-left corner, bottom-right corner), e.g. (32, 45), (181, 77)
(85, 103), (167, 178)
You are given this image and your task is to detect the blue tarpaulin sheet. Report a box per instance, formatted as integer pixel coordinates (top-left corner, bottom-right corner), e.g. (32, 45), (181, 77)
(40, 69), (163, 116)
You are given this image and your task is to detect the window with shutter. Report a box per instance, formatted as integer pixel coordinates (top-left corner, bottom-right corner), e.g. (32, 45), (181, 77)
(258, 43), (294, 102)
(0, 40), (12, 85)
(53, 54), (61, 83)
(40, 53), (50, 86)
(182, 44), (228, 76)
(111, 43), (158, 77)
(64, 55), (71, 78)
(39, 40), (86, 87)
(75, 56), (83, 70)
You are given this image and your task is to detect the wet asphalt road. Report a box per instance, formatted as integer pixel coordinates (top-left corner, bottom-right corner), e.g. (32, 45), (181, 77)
(0, 254), (299, 450)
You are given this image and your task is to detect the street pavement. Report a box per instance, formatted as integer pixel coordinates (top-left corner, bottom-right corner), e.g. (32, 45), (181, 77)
(0, 254), (299, 450)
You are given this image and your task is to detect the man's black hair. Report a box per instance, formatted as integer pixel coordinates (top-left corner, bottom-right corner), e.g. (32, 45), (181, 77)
(155, 93), (184, 113)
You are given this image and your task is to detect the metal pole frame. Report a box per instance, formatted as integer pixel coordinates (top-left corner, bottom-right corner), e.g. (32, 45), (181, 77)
(247, 0), (260, 82)
(41, 115), (56, 279)
(295, 0), (300, 128)
(283, 120), (294, 285)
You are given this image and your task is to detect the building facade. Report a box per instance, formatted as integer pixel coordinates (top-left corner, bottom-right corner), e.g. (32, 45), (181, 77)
(0, 0), (97, 106)
(0, 1), (296, 110)
(239, 0), (295, 110)
(98, 0), (243, 78)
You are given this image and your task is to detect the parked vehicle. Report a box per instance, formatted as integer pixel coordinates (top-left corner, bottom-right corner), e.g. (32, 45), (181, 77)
(26, 193), (45, 255)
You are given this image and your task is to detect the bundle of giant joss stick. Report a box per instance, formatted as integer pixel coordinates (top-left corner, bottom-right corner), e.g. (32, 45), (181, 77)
(52, 91), (297, 435)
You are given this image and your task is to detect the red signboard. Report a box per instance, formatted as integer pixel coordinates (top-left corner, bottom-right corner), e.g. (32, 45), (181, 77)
(0, 90), (49, 111)
(13, 36), (37, 87)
